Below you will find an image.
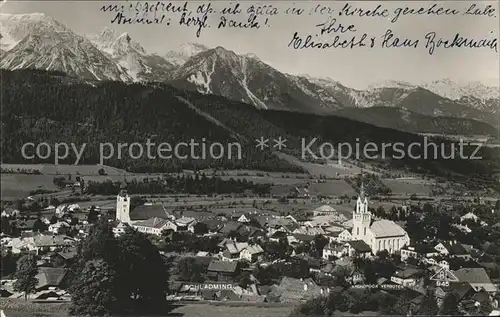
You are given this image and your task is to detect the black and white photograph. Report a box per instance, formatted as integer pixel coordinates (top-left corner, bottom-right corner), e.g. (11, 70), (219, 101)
(0, 1), (499, 316)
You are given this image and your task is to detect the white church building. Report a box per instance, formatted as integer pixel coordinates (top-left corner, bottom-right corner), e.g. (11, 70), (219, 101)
(351, 184), (410, 254)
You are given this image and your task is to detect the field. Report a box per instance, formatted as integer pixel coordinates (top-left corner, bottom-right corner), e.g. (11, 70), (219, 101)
(0, 299), (294, 317)
(0, 174), (59, 199)
(382, 178), (433, 195)
(170, 302), (293, 317)
(0, 301), (380, 317)
(1, 164), (129, 176)
(308, 180), (357, 196)
(1, 163), (438, 202)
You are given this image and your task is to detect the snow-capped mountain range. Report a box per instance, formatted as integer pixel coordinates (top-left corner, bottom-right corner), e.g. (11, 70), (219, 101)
(88, 27), (175, 82)
(0, 12), (498, 124)
(163, 43), (211, 67)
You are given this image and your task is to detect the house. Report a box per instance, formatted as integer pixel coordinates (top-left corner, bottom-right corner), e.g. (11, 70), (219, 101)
(240, 244), (264, 262)
(434, 282), (474, 307)
(207, 260), (239, 282)
(461, 212), (479, 223)
(265, 217), (298, 234)
(8, 235), (74, 255)
(48, 221), (70, 234)
(175, 217), (197, 232)
(112, 222), (128, 236)
(312, 205), (337, 216)
(305, 215), (347, 229)
(7, 237), (34, 254)
(291, 186), (310, 198)
(67, 204), (80, 212)
(219, 221), (243, 235)
(338, 229), (352, 242)
(32, 235), (74, 255)
(401, 243), (439, 261)
(324, 230), (343, 243)
(1, 208), (20, 218)
(346, 266), (366, 285)
(346, 240), (372, 258)
(293, 226), (325, 236)
(391, 267), (425, 287)
(453, 224), (472, 233)
(50, 249), (77, 267)
(132, 217), (176, 235)
(221, 241), (249, 260)
(453, 267), (497, 293)
(268, 277), (324, 303)
(435, 241), (470, 258)
(323, 242), (348, 260)
(269, 231), (287, 242)
(55, 205), (68, 216)
(200, 219), (224, 233)
(237, 225), (265, 240)
(35, 267), (69, 291)
(16, 219), (37, 232)
(292, 234), (315, 245)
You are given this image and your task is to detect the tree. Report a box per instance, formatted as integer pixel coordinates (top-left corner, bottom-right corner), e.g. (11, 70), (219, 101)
(238, 271), (252, 289)
(114, 227), (169, 310)
(288, 296), (330, 317)
(1, 216), (12, 235)
(70, 259), (118, 316)
(50, 215), (58, 224)
(77, 218), (118, 263)
(1, 251), (19, 277)
(33, 218), (47, 232)
(313, 235), (329, 258)
(13, 254), (38, 300)
(495, 200), (500, 211)
(440, 291), (462, 316)
(416, 289), (439, 316)
(70, 222), (169, 315)
(193, 222), (208, 235)
(335, 292), (350, 312)
(87, 206), (99, 224)
(176, 257), (205, 282)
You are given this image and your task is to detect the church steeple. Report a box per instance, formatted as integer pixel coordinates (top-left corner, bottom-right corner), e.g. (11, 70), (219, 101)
(353, 180), (371, 240)
(355, 181), (369, 214)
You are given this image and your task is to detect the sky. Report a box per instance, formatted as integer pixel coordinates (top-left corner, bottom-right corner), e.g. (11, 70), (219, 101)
(1, 0), (499, 89)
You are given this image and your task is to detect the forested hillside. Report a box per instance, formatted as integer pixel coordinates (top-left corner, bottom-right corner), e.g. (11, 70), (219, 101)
(333, 107), (498, 136)
(1, 69), (298, 172)
(2, 69), (499, 180)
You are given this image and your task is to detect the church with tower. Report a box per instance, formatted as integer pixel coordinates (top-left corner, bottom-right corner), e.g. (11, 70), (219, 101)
(114, 181), (172, 225)
(351, 184), (410, 254)
(116, 181), (131, 223)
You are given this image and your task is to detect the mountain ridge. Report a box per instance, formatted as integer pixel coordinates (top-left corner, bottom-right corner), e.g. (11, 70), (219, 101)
(0, 12), (497, 133)
(3, 68), (499, 182)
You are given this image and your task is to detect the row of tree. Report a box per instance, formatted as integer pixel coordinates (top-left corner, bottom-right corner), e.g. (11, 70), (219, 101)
(84, 175), (272, 195)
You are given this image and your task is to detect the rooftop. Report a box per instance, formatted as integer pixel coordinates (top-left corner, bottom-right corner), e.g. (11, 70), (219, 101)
(208, 260), (238, 273)
(370, 219), (406, 238)
(133, 217), (170, 229)
(129, 204), (170, 221)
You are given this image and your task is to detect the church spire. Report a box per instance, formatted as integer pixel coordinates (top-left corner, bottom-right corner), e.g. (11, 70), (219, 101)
(119, 174), (128, 197)
(360, 182), (365, 199)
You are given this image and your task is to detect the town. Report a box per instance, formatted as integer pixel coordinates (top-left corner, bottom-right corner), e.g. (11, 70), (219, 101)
(1, 169), (500, 316)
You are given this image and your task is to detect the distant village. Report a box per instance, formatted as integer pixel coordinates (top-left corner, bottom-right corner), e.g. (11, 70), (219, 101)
(2, 180), (500, 316)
